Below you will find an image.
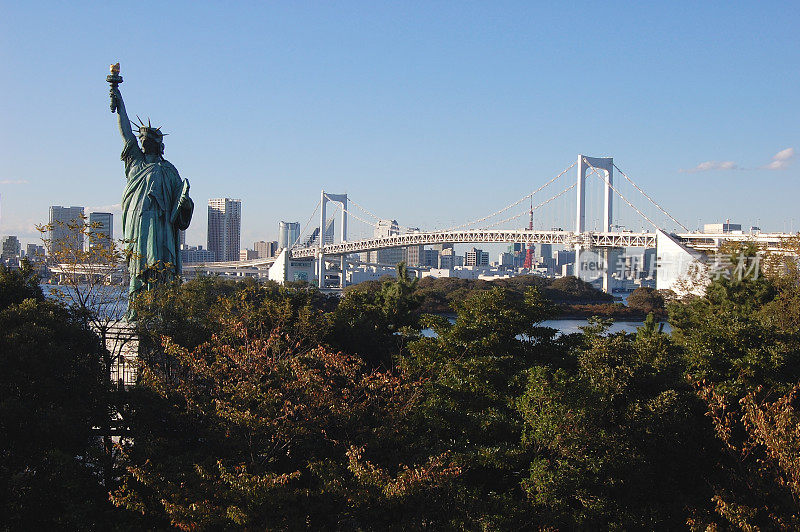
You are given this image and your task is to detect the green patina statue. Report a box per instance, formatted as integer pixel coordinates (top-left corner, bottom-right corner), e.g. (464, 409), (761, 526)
(108, 63), (194, 318)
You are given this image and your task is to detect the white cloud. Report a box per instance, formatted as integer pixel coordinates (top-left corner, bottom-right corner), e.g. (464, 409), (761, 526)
(680, 160), (738, 173)
(763, 148), (795, 170)
(0, 179), (28, 185)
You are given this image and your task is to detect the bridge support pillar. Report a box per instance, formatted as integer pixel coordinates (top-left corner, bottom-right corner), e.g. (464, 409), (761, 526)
(576, 155), (614, 233)
(319, 190), (349, 289)
(601, 248), (619, 294)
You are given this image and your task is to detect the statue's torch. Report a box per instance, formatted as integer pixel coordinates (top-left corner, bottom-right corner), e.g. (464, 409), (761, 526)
(107, 62), (123, 113)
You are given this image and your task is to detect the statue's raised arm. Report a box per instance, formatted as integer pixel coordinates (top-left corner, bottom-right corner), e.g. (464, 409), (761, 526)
(108, 63), (136, 144)
(107, 62), (193, 320)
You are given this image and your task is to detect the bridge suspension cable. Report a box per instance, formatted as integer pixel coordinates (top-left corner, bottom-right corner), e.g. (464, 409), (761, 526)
(442, 161), (577, 232)
(346, 196), (382, 223)
(583, 157), (662, 231)
(613, 163), (689, 232)
(481, 163), (607, 230)
(342, 194), (422, 234)
(481, 182), (577, 229)
(323, 193), (387, 231)
(291, 198), (321, 249)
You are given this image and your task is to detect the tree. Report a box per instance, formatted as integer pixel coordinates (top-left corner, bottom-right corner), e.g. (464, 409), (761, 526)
(670, 272), (800, 528)
(0, 262), (112, 529)
(329, 262), (422, 368)
(38, 215), (132, 489)
(398, 287), (566, 527)
(626, 286), (666, 314)
(517, 321), (716, 529)
(113, 279), (456, 530)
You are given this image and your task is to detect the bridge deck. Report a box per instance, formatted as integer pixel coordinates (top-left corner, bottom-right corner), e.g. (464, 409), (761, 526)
(184, 230), (797, 272)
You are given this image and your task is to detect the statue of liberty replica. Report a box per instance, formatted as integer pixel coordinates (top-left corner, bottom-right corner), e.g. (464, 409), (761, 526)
(108, 63), (194, 318)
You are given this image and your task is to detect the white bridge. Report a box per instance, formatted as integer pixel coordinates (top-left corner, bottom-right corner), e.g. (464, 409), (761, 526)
(186, 155), (798, 294)
(289, 229), (657, 258)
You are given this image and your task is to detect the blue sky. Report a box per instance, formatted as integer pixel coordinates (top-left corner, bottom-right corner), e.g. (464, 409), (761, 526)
(1, 1), (798, 247)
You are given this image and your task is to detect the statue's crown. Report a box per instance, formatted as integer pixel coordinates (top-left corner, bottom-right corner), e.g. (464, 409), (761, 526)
(131, 115), (168, 141)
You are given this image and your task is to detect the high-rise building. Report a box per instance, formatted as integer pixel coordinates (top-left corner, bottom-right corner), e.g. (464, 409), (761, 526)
(374, 220), (400, 238)
(1, 235), (21, 263)
(49, 206), (84, 255)
(278, 221), (301, 250)
(25, 243), (45, 261)
(439, 247), (463, 269)
(498, 252), (515, 267)
(556, 249), (576, 267)
(465, 247), (489, 267)
(303, 218), (336, 248)
(372, 220), (402, 265)
(181, 245), (215, 264)
(240, 249), (258, 261)
(404, 227), (422, 267)
(538, 243), (553, 260)
(421, 249), (439, 267)
(88, 212), (113, 251)
(207, 198), (241, 262)
(179, 230), (186, 247)
(254, 240), (278, 258)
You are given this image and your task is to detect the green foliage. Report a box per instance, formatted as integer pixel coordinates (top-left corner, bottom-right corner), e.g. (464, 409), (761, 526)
(518, 325), (715, 529)
(0, 261), (43, 309)
(0, 263), (112, 530)
(329, 262), (422, 368)
(670, 276), (795, 400)
(670, 274), (800, 528)
(114, 282), (453, 530)
(626, 286), (666, 314)
(543, 275), (615, 303)
(7, 252), (800, 528)
(398, 287), (566, 526)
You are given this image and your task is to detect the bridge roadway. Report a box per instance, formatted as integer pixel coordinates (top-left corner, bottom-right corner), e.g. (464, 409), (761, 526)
(183, 229), (797, 274)
(291, 229), (656, 258)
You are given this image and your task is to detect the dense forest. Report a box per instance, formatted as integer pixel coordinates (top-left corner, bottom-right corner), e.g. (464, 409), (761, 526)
(2, 259), (800, 530)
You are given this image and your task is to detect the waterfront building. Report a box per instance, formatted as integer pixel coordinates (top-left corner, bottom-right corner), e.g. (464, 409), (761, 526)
(254, 240), (278, 258)
(208, 198), (241, 262)
(181, 244), (215, 264)
(703, 221), (742, 234)
(278, 221), (301, 250)
(88, 212), (113, 250)
(465, 247), (489, 267)
(49, 205), (85, 255)
(1, 235), (21, 263)
(25, 243), (45, 261)
(240, 249), (258, 261)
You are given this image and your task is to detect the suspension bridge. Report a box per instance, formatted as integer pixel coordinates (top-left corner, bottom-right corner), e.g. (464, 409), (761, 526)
(187, 155), (796, 294)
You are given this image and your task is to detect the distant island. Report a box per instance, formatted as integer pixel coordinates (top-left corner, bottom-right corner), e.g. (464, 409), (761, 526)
(345, 274), (667, 320)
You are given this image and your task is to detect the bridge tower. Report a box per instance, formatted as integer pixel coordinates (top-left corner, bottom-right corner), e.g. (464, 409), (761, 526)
(575, 155), (615, 292)
(318, 191), (348, 289)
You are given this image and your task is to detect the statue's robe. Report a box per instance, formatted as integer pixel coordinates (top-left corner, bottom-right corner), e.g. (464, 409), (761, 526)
(121, 138), (193, 307)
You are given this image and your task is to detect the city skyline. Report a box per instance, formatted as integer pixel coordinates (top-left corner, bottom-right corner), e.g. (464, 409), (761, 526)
(1, 3), (798, 248)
